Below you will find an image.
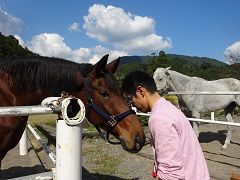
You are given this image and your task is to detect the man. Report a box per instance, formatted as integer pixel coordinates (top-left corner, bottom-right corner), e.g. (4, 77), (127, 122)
(121, 70), (210, 180)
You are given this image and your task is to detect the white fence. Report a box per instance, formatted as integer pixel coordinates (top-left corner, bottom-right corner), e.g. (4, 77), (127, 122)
(136, 112), (240, 127)
(167, 91), (240, 95)
(0, 97), (86, 180)
(135, 91), (240, 127)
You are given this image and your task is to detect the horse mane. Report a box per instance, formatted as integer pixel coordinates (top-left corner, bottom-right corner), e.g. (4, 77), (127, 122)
(0, 56), (93, 91)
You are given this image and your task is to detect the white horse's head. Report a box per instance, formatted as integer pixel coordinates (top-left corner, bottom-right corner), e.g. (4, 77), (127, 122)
(153, 67), (171, 95)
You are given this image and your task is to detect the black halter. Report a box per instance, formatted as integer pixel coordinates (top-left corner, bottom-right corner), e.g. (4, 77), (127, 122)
(82, 78), (135, 144)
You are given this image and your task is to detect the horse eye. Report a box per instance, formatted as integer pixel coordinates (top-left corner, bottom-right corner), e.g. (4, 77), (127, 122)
(100, 91), (109, 97)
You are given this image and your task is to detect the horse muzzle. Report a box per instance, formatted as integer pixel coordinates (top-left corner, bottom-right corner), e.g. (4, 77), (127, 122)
(119, 134), (146, 153)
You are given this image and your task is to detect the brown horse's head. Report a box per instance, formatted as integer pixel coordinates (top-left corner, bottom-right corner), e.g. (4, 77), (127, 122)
(79, 55), (145, 153)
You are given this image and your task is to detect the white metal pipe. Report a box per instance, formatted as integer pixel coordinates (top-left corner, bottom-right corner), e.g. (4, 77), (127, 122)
(211, 112), (215, 121)
(187, 118), (240, 127)
(136, 112), (151, 117)
(136, 112), (240, 127)
(27, 124), (42, 141)
(19, 128), (28, 156)
(56, 119), (82, 180)
(0, 105), (59, 117)
(27, 123), (56, 164)
(167, 91), (240, 95)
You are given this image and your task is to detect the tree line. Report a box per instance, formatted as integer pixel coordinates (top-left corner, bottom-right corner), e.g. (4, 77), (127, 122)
(116, 51), (240, 83)
(1, 33), (239, 82)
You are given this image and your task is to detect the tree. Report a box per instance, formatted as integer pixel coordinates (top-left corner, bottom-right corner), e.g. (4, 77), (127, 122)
(159, 50), (166, 58)
(0, 33), (36, 59)
(150, 52), (156, 56)
(147, 57), (161, 75)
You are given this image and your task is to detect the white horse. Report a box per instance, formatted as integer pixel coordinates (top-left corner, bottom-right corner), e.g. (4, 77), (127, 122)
(153, 67), (240, 149)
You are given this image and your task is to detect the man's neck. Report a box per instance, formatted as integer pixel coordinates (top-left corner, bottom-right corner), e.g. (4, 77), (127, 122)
(148, 92), (161, 110)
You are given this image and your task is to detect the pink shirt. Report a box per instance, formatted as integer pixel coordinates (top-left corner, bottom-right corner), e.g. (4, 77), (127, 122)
(148, 98), (210, 180)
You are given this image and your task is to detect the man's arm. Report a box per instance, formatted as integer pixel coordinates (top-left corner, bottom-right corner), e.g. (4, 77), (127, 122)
(150, 115), (185, 180)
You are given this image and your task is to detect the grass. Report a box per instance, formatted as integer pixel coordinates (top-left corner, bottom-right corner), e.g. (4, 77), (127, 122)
(28, 114), (97, 132)
(83, 141), (122, 174)
(85, 124), (97, 131)
(28, 114), (57, 126)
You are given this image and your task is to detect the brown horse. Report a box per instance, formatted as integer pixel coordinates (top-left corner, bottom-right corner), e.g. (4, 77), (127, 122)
(0, 54), (145, 168)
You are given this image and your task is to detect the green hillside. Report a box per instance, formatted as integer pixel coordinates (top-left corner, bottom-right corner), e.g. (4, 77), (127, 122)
(0, 32), (37, 59)
(116, 53), (240, 82)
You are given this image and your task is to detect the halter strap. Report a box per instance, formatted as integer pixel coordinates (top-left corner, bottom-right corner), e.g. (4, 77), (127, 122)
(87, 99), (135, 130)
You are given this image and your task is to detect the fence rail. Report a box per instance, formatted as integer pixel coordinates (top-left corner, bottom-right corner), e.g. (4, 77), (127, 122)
(136, 112), (240, 127)
(167, 91), (240, 95)
(136, 91), (240, 127)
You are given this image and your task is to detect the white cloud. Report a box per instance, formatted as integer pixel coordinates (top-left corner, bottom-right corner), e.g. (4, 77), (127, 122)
(26, 33), (127, 64)
(88, 45), (127, 64)
(14, 34), (25, 47)
(83, 4), (154, 42)
(0, 9), (23, 35)
(68, 22), (80, 32)
(72, 47), (91, 62)
(27, 33), (72, 59)
(224, 41), (240, 64)
(116, 34), (172, 53)
(83, 4), (172, 53)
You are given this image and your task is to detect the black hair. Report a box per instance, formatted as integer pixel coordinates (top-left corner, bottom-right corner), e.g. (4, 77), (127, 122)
(121, 70), (157, 95)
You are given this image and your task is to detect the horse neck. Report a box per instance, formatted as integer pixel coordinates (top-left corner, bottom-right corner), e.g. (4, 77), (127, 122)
(168, 70), (192, 92)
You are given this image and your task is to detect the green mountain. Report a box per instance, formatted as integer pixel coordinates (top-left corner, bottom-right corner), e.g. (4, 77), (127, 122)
(117, 54), (240, 81)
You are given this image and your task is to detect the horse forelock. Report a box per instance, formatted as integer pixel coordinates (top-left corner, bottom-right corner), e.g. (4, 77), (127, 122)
(104, 71), (121, 94)
(0, 56), (93, 92)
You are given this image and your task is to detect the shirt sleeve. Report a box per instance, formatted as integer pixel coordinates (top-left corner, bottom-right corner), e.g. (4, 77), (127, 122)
(150, 114), (185, 180)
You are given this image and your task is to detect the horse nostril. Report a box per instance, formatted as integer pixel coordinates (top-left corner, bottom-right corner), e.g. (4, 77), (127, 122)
(135, 142), (140, 151)
(135, 135), (145, 151)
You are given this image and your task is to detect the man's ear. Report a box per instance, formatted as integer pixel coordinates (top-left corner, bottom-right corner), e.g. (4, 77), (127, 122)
(136, 86), (145, 97)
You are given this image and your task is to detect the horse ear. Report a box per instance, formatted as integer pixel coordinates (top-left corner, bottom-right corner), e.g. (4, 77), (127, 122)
(107, 57), (120, 74)
(93, 54), (109, 76)
(165, 66), (171, 75)
(165, 66), (171, 71)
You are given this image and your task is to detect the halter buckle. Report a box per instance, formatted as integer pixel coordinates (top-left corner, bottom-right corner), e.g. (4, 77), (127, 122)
(108, 116), (117, 127)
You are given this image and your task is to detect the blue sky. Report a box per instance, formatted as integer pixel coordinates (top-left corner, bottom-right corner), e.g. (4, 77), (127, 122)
(0, 0), (240, 64)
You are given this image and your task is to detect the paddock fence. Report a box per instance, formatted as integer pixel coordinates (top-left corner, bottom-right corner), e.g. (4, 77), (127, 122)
(137, 91), (240, 127)
(0, 96), (86, 180)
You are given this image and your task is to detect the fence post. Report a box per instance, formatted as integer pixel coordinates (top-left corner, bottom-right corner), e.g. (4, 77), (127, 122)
(211, 112), (215, 121)
(56, 98), (85, 180)
(56, 120), (82, 180)
(19, 127), (28, 156)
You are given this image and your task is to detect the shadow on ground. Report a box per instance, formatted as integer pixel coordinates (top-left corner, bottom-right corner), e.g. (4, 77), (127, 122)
(198, 130), (227, 145)
(0, 166), (139, 180)
(0, 165), (44, 179)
